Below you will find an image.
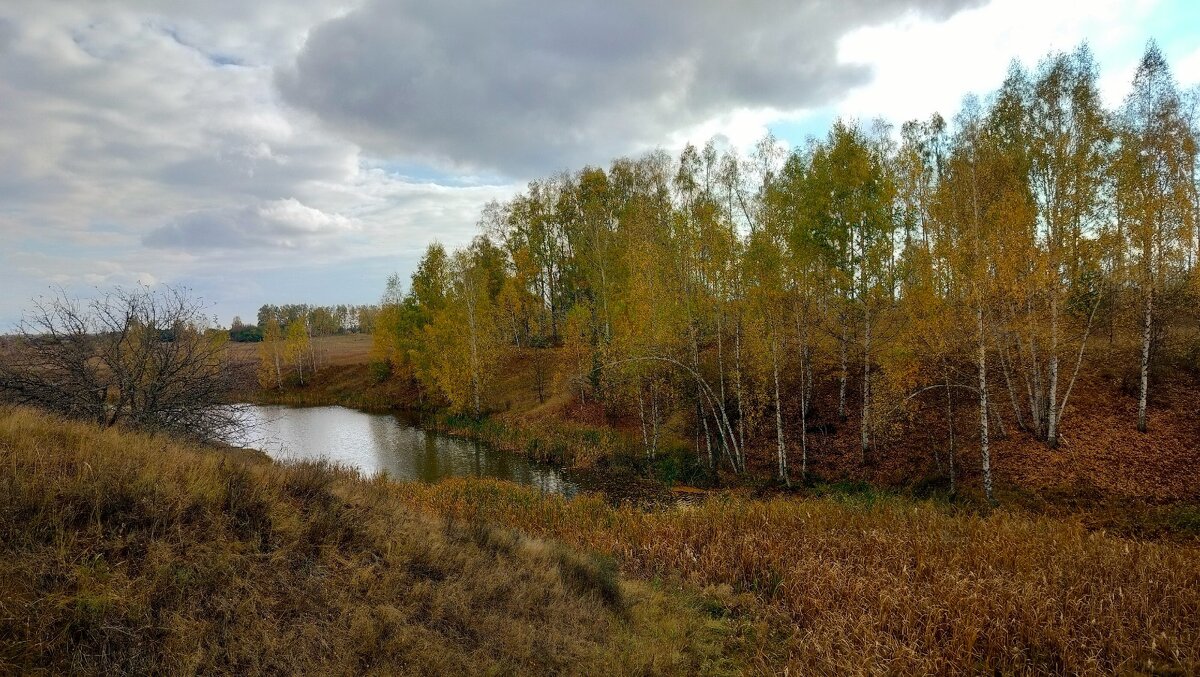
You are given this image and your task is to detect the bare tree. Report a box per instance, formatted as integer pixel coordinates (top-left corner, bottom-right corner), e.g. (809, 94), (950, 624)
(0, 286), (248, 443)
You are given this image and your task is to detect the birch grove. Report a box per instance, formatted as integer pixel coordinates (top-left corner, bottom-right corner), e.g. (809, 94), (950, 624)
(366, 42), (1197, 494)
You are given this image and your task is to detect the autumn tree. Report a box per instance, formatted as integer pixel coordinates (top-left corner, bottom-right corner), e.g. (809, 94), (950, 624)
(1115, 43), (1198, 432)
(258, 317), (284, 390)
(0, 286), (246, 443)
(284, 320), (311, 385)
(423, 238), (504, 416)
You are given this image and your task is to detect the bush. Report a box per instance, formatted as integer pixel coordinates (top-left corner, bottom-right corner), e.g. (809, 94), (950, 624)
(367, 359), (392, 384)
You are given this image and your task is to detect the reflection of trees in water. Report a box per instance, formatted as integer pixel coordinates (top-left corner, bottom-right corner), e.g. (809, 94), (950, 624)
(422, 429), (442, 482)
(368, 414), (417, 480)
(234, 405), (578, 495)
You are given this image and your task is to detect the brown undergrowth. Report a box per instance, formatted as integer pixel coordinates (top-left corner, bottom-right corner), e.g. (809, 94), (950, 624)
(0, 407), (735, 676)
(4, 405), (1199, 674)
(392, 478), (1200, 675)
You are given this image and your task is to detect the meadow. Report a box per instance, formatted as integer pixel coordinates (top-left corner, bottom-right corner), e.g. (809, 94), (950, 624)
(4, 405), (1198, 675)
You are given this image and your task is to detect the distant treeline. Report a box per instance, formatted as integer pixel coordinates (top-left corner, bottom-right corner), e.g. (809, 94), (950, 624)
(228, 304), (380, 342)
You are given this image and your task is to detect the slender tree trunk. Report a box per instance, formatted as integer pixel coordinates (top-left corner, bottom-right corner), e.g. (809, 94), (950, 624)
(1046, 291), (1060, 447)
(941, 361), (954, 474)
(599, 260), (612, 342)
(799, 327), (810, 480)
(716, 310), (731, 469)
(977, 305), (993, 504)
(548, 262), (558, 340)
(838, 320), (848, 421)
(861, 303), (871, 463)
(307, 323), (319, 376)
(772, 333), (789, 487)
(1017, 331), (1042, 438)
(991, 397), (1007, 439)
(717, 311), (727, 406)
(686, 306), (709, 462)
(702, 413), (714, 471)
(948, 431), (956, 497)
(1057, 294), (1102, 428)
(970, 147), (991, 504)
(734, 317), (746, 471)
(1138, 286), (1153, 433)
(998, 337), (1025, 431)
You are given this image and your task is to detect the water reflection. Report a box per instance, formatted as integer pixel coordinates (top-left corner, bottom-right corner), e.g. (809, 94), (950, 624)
(228, 405), (577, 496)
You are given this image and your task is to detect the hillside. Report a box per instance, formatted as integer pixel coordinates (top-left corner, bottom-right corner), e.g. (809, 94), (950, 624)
(2, 405), (1198, 674)
(0, 406), (733, 675)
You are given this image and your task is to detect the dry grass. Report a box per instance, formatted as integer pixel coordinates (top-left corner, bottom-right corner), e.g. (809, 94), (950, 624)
(0, 406), (735, 676)
(227, 334), (374, 368)
(390, 479), (1200, 675)
(4, 405), (1198, 674)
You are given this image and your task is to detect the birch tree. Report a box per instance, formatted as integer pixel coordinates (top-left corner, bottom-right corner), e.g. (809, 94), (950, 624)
(1115, 43), (1197, 432)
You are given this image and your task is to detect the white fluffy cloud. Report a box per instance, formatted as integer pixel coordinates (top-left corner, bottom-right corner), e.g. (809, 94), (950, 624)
(144, 199), (357, 251)
(0, 2), (515, 325)
(835, 0), (1162, 123)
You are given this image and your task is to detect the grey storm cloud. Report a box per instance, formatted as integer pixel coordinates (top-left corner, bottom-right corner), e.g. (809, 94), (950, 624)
(276, 0), (984, 175)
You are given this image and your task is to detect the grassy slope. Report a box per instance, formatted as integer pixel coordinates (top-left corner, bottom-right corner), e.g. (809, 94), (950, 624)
(392, 480), (1200, 675)
(3, 406), (1199, 674)
(0, 407), (734, 676)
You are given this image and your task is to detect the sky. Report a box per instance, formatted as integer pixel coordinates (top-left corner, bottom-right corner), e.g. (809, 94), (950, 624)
(1, 0), (1198, 329)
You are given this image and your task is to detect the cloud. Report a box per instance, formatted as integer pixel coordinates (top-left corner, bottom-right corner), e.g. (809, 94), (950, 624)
(144, 199), (357, 251)
(2, 0), (1185, 330)
(0, 3), (519, 328)
(276, 0), (984, 176)
(0, 7), (356, 232)
(835, 0), (1162, 123)
(0, 17), (15, 52)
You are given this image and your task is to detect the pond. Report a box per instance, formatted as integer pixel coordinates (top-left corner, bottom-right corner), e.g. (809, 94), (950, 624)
(227, 404), (579, 496)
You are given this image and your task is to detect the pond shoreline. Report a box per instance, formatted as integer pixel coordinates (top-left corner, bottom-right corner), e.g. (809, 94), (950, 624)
(228, 392), (682, 506)
(227, 402), (586, 498)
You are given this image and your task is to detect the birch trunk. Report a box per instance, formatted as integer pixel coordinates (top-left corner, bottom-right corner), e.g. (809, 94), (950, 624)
(861, 303), (871, 463)
(772, 333), (789, 487)
(838, 320), (848, 421)
(734, 318), (746, 471)
(1046, 291), (1060, 446)
(978, 304), (993, 504)
(1138, 286), (1153, 432)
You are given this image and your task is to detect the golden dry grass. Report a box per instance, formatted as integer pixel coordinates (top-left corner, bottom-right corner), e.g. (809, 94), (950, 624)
(0, 406), (735, 676)
(4, 404), (1199, 674)
(390, 479), (1200, 675)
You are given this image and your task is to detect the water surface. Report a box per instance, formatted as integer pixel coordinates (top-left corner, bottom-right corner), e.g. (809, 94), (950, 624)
(229, 405), (577, 496)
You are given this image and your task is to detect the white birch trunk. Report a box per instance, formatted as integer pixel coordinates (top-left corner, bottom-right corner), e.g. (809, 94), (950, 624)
(978, 305), (993, 503)
(1138, 286), (1153, 433)
(773, 336), (789, 487)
